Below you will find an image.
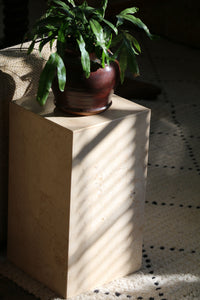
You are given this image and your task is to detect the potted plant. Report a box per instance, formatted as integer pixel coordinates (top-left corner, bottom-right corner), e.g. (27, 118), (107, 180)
(27, 0), (153, 115)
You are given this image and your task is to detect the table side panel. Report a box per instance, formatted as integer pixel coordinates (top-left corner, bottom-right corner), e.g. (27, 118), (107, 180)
(8, 103), (73, 297)
(67, 109), (151, 297)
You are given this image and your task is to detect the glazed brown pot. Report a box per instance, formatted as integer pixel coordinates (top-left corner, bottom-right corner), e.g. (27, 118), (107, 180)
(52, 52), (120, 115)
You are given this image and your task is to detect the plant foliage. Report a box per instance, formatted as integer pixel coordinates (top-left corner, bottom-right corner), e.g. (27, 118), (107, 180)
(27, 0), (153, 106)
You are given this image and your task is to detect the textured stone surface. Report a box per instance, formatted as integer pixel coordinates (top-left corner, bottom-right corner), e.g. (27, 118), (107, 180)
(7, 94), (150, 298)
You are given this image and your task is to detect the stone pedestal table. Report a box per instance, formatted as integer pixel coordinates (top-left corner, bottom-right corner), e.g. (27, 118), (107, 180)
(7, 94), (150, 298)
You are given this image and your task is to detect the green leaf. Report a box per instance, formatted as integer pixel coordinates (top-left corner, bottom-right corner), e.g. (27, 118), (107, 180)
(79, 1), (95, 15)
(116, 16), (124, 27)
(101, 0), (108, 17)
(57, 24), (66, 57)
(117, 14), (152, 38)
(49, 31), (55, 50)
(52, 0), (75, 9)
(89, 19), (105, 45)
(34, 16), (61, 29)
(76, 33), (90, 78)
(89, 19), (109, 53)
(31, 17), (61, 37)
(73, 7), (88, 23)
(96, 0), (108, 17)
(89, 19), (110, 67)
(115, 32), (140, 83)
(51, 0), (70, 10)
(51, 2), (74, 19)
(39, 34), (56, 53)
(27, 36), (37, 55)
(106, 34), (112, 50)
(101, 18), (118, 35)
(124, 32), (141, 54)
(37, 52), (64, 105)
(128, 34), (141, 53)
(56, 54), (66, 91)
(104, 35), (112, 65)
(66, 0), (75, 7)
(122, 36), (139, 77)
(83, 6), (95, 16)
(118, 7), (139, 16)
(44, 24), (57, 31)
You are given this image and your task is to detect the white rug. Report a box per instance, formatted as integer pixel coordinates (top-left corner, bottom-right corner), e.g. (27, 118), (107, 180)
(1, 36), (200, 300)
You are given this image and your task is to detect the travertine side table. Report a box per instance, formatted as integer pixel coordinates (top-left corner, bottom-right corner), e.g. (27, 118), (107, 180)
(7, 94), (150, 298)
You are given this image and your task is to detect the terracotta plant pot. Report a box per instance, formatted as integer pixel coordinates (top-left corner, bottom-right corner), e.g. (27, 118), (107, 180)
(52, 52), (120, 115)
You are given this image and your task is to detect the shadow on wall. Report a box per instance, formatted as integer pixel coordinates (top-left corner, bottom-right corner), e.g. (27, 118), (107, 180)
(0, 45), (50, 248)
(0, 0), (47, 48)
(132, 0), (200, 48)
(87, 0), (200, 49)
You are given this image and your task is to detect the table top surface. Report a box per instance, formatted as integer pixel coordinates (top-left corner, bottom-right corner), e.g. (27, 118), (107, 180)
(13, 93), (150, 132)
